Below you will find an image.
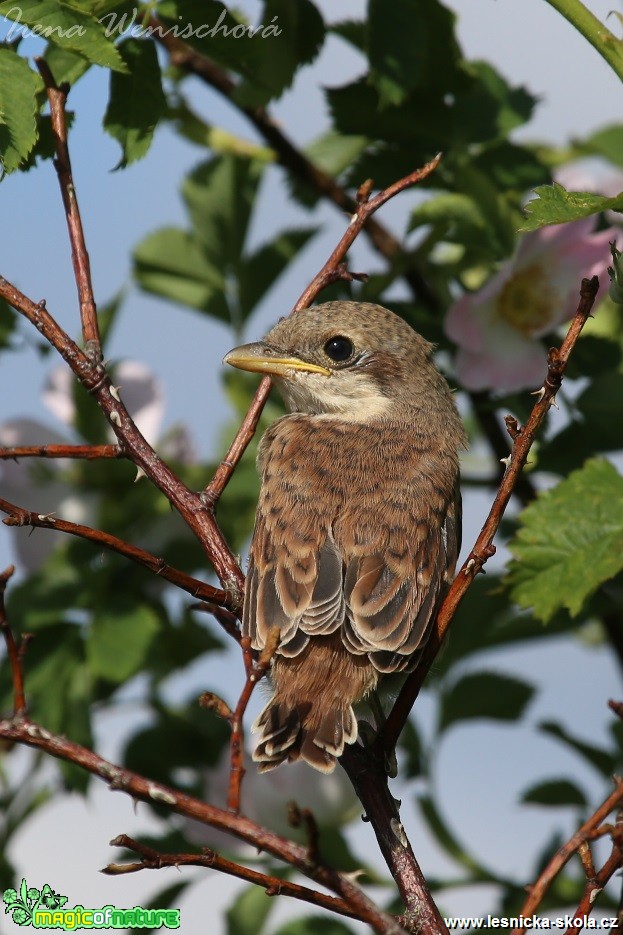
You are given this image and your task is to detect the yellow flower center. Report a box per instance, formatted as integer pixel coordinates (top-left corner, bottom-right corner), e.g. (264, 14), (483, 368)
(497, 264), (555, 336)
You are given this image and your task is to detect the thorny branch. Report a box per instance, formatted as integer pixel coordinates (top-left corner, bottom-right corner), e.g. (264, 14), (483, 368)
(513, 777), (623, 934)
(0, 495), (233, 612)
(0, 606), (406, 935)
(103, 834), (360, 922)
(379, 276), (601, 756)
(0, 444), (124, 460)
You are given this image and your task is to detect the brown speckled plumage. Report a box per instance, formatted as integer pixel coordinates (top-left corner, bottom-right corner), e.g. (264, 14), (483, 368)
(224, 301), (466, 773)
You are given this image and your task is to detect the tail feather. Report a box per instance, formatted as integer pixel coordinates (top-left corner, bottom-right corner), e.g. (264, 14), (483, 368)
(252, 698), (357, 773)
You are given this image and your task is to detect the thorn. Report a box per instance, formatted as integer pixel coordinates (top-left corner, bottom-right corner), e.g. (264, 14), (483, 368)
(464, 557), (476, 575)
(109, 385), (121, 402)
(134, 466), (146, 483)
(110, 410), (122, 427)
(500, 455), (511, 468)
(37, 513), (56, 523)
(531, 386), (546, 402)
(550, 395), (559, 410)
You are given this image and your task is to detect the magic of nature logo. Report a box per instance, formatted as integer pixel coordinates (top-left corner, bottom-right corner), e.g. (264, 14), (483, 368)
(2, 879), (181, 929)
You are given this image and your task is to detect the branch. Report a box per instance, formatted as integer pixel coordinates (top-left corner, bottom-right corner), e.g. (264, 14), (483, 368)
(0, 275), (243, 595)
(0, 444), (124, 460)
(514, 776), (623, 931)
(201, 159), (441, 506)
(379, 276), (601, 756)
(36, 59), (101, 351)
(103, 834), (360, 923)
(0, 714), (405, 934)
(0, 494), (233, 612)
(341, 745), (447, 935)
(227, 627), (280, 813)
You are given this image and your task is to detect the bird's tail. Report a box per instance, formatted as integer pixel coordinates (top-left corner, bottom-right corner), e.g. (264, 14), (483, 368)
(250, 634), (377, 773)
(251, 696), (358, 773)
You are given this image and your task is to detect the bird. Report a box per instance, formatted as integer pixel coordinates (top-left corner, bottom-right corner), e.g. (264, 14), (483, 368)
(223, 300), (466, 773)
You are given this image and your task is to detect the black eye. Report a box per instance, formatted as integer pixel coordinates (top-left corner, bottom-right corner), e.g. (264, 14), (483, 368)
(323, 336), (353, 362)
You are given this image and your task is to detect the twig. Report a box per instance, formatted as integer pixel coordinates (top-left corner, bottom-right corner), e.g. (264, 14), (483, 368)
(0, 444), (124, 460)
(0, 565), (27, 716)
(103, 834), (360, 921)
(202, 157), (441, 507)
(36, 59), (101, 352)
(0, 714), (405, 934)
(379, 276), (601, 756)
(0, 495), (233, 612)
(227, 627), (280, 813)
(513, 777), (623, 932)
(288, 803), (320, 867)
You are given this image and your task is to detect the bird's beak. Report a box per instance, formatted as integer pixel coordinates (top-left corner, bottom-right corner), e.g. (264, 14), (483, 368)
(223, 342), (331, 378)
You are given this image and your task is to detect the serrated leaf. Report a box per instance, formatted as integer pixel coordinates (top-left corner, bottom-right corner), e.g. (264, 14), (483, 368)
(0, 0), (126, 71)
(368, 0), (461, 107)
(521, 779), (587, 807)
(439, 671), (534, 731)
(0, 49), (39, 174)
(43, 42), (91, 85)
(104, 39), (167, 167)
(226, 885), (275, 935)
(234, 0), (325, 107)
(520, 182), (623, 231)
(87, 602), (160, 682)
(506, 459), (623, 621)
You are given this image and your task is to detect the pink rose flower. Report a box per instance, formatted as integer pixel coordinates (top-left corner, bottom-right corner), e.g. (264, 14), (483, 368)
(445, 218), (616, 392)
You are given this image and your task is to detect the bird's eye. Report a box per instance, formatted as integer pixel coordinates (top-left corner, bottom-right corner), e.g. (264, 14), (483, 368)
(323, 336), (353, 362)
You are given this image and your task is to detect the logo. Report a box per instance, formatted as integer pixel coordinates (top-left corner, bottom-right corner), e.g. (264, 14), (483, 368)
(2, 880), (181, 930)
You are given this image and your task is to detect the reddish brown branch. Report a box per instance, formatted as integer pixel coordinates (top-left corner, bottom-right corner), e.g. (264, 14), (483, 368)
(0, 565), (27, 716)
(103, 834), (360, 921)
(0, 713), (405, 934)
(513, 777), (623, 932)
(0, 444), (124, 460)
(288, 803), (321, 868)
(202, 157), (441, 508)
(36, 59), (101, 351)
(0, 275), (244, 594)
(379, 276), (601, 756)
(565, 843), (623, 934)
(227, 627), (280, 813)
(0, 495), (232, 612)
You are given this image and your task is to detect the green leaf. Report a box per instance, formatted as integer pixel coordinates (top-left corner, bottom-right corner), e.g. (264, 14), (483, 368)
(368, 0), (461, 107)
(182, 155), (264, 265)
(104, 39), (167, 167)
(0, 298), (17, 348)
(521, 779), (587, 807)
(0, 49), (39, 175)
(86, 602), (160, 682)
(238, 227), (317, 320)
(539, 721), (617, 777)
(506, 459), (623, 621)
(520, 182), (623, 231)
(439, 671), (534, 731)
(234, 0), (325, 107)
(287, 130), (368, 207)
(226, 885), (275, 935)
(133, 227), (230, 321)
(583, 124), (623, 168)
(43, 42), (91, 85)
(0, 0), (127, 71)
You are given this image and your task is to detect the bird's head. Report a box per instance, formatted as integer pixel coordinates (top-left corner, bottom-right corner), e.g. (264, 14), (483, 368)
(224, 301), (456, 423)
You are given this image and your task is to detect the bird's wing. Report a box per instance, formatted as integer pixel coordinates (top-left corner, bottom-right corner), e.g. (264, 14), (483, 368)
(338, 475), (462, 673)
(243, 418), (345, 657)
